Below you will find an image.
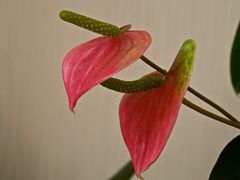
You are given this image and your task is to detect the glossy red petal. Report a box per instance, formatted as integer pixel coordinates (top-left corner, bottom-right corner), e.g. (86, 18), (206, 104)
(62, 31), (151, 111)
(119, 40), (195, 176)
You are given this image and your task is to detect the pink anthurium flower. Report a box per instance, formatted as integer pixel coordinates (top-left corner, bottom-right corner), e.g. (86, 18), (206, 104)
(63, 31), (151, 111)
(119, 39), (196, 176)
(60, 10), (151, 111)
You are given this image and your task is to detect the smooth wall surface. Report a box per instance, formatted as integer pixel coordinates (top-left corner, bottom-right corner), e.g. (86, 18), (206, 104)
(0, 0), (239, 179)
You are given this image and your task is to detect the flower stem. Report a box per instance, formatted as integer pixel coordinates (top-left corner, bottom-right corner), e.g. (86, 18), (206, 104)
(140, 55), (240, 124)
(182, 99), (240, 129)
(187, 87), (239, 123)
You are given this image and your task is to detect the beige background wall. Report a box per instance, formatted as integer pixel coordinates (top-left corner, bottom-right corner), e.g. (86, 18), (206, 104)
(0, 0), (239, 179)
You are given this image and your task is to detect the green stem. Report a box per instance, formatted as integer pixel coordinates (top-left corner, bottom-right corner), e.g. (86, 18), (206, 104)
(187, 87), (239, 123)
(140, 55), (240, 124)
(182, 99), (240, 129)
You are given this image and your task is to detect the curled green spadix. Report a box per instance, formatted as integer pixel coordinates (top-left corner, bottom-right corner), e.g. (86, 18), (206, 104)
(101, 76), (163, 93)
(59, 10), (125, 36)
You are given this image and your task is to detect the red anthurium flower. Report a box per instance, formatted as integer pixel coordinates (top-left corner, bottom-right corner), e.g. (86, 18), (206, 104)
(59, 10), (151, 111)
(119, 39), (196, 176)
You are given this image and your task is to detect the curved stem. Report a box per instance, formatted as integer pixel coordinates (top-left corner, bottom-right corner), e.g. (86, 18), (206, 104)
(187, 87), (239, 123)
(140, 55), (167, 74)
(140, 55), (240, 123)
(183, 99), (240, 129)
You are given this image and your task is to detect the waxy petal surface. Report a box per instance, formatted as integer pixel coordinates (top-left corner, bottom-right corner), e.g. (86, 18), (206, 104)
(119, 40), (196, 176)
(62, 31), (151, 111)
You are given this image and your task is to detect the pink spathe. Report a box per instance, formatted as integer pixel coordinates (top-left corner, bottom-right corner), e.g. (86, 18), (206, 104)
(119, 40), (195, 176)
(62, 31), (151, 111)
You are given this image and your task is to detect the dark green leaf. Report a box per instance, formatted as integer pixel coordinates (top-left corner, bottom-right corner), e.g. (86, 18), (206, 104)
(231, 22), (240, 95)
(108, 161), (134, 180)
(209, 135), (240, 180)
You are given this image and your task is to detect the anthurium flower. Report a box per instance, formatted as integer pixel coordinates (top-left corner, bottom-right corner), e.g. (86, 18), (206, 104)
(60, 10), (151, 111)
(119, 39), (196, 176)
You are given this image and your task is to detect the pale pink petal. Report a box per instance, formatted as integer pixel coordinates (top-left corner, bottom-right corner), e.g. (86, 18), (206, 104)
(119, 40), (195, 176)
(62, 31), (151, 111)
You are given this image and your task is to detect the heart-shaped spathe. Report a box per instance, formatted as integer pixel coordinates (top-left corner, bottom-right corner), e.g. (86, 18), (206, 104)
(119, 39), (196, 176)
(62, 31), (151, 111)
